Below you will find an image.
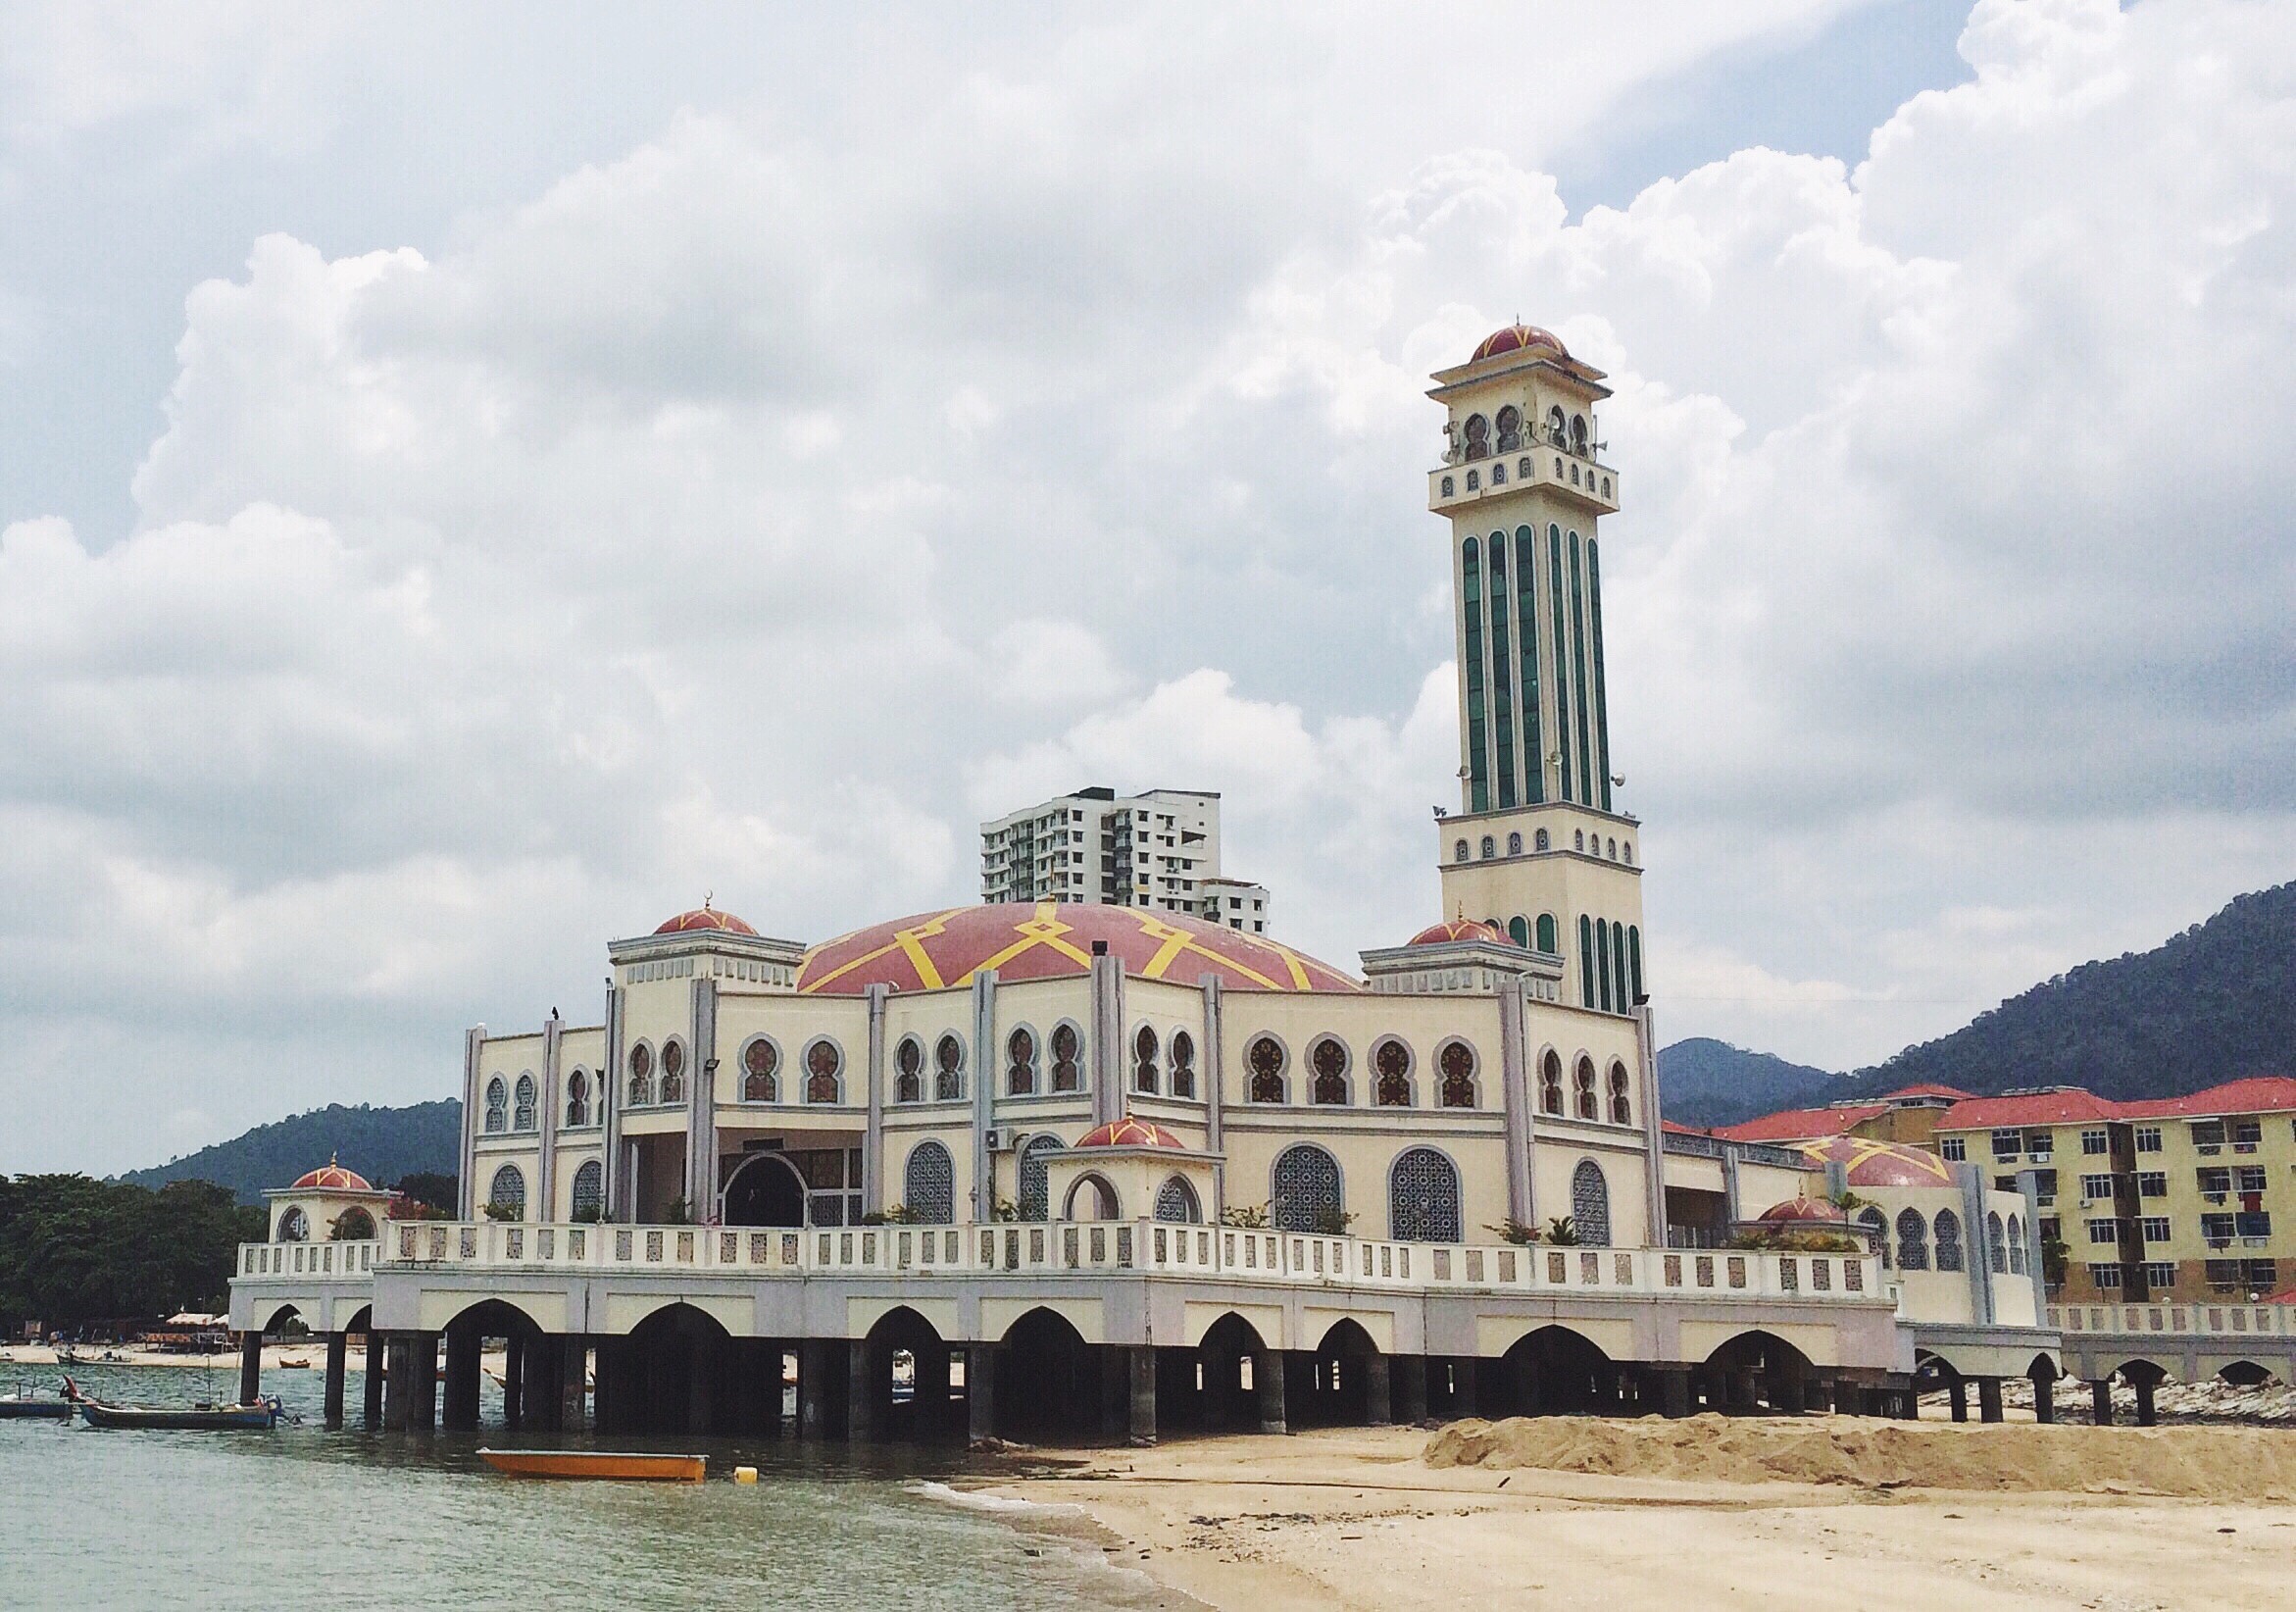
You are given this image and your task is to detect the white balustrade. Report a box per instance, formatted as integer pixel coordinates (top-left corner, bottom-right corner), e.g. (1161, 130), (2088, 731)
(2048, 1302), (2296, 1339)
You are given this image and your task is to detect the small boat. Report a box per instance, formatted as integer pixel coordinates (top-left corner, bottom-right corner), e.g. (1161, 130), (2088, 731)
(64, 1378), (280, 1431)
(277, 1359), (313, 1369)
(0, 1389), (73, 1422)
(478, 1447), (706, 1482)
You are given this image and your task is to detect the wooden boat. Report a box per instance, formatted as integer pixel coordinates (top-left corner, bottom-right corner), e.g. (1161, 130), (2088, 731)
(0, 1391), (74, 1421)
(64, 1378), (280, 1431)
(477, 1447), (706, 1482)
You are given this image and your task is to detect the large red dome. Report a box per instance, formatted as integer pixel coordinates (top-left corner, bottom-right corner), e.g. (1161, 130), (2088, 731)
(1472, 324), (1569, 364)
(796, 901), (1361, 995)
(290, 1156), (373, 1191)
(1789, 1135), (1958, 1189)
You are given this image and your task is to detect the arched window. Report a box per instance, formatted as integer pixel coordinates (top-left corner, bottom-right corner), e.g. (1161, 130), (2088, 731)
(1607, 1060), (1631, 1126)
(330, 1206), (375, 1241)
(513, 1073), (537, 1131)
(1533, 828), (1550, 851)
(1600, 476), (1612, 499)
(1439, 475), (1455, 497)
(1019, 1134), (1064, 1222)
(1536, 913), (1558, 952)
(1006, 1026), (1037, 1095)
(1271, 1144), (1343, 1234)
(1856, 1206), (1890, 1266)
(934, 1033), (964, 1101)
(804, 1039), (842, 1104)
(1247, 1035), (1286, 1103)
(1986, 1211), (2008, 1274)
(1507, 915), (1529, 947)
(1050, 1023), (1082, 1091)
(1479, 835), (1496, 860)
(1309, 1035), (1349, 1104)
(1518, 455), (1533, 481)
(742, 1037), (779, 1102)
(488, 1164), (526, 1222)
(1133, 1025), (1160, 1094)
(1896, 1208), (1930, 1270)
(1462, 413), (1490, 460)
(2008, 1214), (2027, 1276)
(1573, 1055), (1598, 1120)
(275, 1207), (309, 1243)
(1465, 468), (1479, 491)
(1170, 1030), (1197, 1099)
(1154, 1176), (1202, 1224)
(571, 1160), (603, 1221)
(626, 1043), (653, 1106)
(1571, 1160), (1611, 1246)
(894, 1036), (924, 1104)
(483, 1077), (508, 1133)
(1507, 831), (1522, 856)
(1546, 405), (1567, 445)
(1573, 830), (1584, 852)
(1934, 1209), (1965, 1273)
(1490, 461), (1506, 485)
(1495, 404), (1522, 452)
(1622, 842), (1634, 865)
(1453, 839), (1470, 864)
(904, 1141), (955, 1225)
(1540, 1049), (1564, 1115)
(1606, 837), (1617, 860)
(565, 1069), (590, 1128)
(1389, 1147), (1462, 1242)
(1571, 414), (1589, 456)
(1578, 914), (1595, 1007)
(1373, 1037), (1413, 1106)
(1437, 1039), (1477, 1108)
(659, 1039), (686, 1104)
(1595, 918), (1613, 1011)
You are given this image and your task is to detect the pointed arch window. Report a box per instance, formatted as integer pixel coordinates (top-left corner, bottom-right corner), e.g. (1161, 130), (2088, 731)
(571, 1160), (603, 1221)
(1133, 1025), (1161, 1094)
(1462, 413), (1490, 460)
(1987, 1212), (2008, 1274)
(1896, 1208), (1930, 1270)
(1154, 1176), (1201, 1224)
(659, 1039), (686, 1104)
(1934, 1209), (1965, 1273)
(276, 1207), (309, 1242)
(1861, 1206), (1891, 1267)
(2008, 1215), (2027, 1276)
(483, 1077), (508, 1134)
(1571, 1160), (1611, 1246)
(1050, 1023), (1082, 1091)
(1494, 404), (1522, 452)
(934, 1033), (964, 1101)
(804, 1039), (843, 1104)
(1540, 1050), (1564, 1116)
(513, 1073), (537, 1132)
(1247, 1035), (1286, 1103)
(1018, 1134), (1065, 1222)
(1437, 1039), (1477, 1108)
(565, 1069), (590, 1128)
(1373, 1037), (1413, 1107)
(1170, 1030), (1197, 1099)
(1006, 1027), (1037, 1095)
(1607, 1060), (1632, 1126)
(742, 1037), (779, 1102)
(894, 1036), (924, 1104)
(487, 1164), (526, 1222)
(1389, 1147), (1462, 1242)
(626, 1044), (653, 1106)
(904, 1141), (955, 1225)
(1573, 1055), (1598, 1120)
(1310, 1035), (1349, 1104)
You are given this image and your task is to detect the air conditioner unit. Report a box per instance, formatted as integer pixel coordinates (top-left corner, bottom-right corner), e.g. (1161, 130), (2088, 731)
(2030, 1151), (2053, 1163)
(983, 1127), (1015, 1153)
(2205, 1192), (2227, 1204)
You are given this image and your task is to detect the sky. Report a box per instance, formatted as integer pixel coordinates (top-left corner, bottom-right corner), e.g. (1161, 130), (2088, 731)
(2, 0), (2291, 1175)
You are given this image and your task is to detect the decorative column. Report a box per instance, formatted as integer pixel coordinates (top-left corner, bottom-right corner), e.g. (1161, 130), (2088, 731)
(601, 982), (627, 1219)
(1631, 1000), (1668, 1246)
(1958, 1162), (1994, 1325)
(459, 1027), (486, 1221)
(970, 971), (998, 1222)
(537, 1012), (563, 1220)
(1090, 944), (1124, 1127)
(1498, 982), (1532, 1226)
(864, 983), (887, 1216)
(1199, 975), (1224, 1158)
(323, 1331), (348, 1429)
(687, 977), (719, 1217)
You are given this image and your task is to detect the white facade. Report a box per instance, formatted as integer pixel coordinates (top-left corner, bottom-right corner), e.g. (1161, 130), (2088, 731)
(980, 786), (1261, 924)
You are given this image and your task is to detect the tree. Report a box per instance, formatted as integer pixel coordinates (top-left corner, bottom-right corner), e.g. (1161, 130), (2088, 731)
(0, 1175), (263, 1331)
(393, 1173), (458, 1213)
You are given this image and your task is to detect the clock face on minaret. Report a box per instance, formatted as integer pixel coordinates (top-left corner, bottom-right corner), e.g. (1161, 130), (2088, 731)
(1427, 324), (1646, 1017)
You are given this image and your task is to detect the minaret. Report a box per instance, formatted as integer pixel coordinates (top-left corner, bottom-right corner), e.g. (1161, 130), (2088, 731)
(1429, 323), (1647, 1015)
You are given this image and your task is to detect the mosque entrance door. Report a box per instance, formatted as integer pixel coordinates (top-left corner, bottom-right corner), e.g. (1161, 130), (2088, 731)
(723, 1153), (806, 1227)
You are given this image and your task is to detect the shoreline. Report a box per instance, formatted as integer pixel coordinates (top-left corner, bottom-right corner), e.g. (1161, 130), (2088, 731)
(976, 1421), (2296, 1611)
(1, 1343), (503, 1372)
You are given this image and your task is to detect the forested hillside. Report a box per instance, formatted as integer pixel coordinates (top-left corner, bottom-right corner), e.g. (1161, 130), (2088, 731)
(118, 1100), (462, 1206)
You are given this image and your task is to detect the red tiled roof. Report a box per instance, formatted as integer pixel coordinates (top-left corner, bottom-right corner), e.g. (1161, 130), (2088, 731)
(1883, 1083), (1976, 1102)
(2119, 1077), (2296, 1120)
(1075, 1116), (1188, 1150)
(1938, 1077), (2296, 1131)
(1714, 1103), (1891, 1144)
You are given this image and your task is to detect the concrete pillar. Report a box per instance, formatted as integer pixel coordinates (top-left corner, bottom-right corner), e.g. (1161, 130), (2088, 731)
(2092, 1379), (2115, 1426)
(1948, 1379), (1969, 1423)
(324, 1332), (348, 1430)
(238, 1329), (264, 1405)
(503, 1332), (526, 1431)
(1730, 1369), (1759, 1412)
(1363, 1353), (1391, 1426)
(690, 1335), (716, 1436)
(1451, 1357), (1478, 1420)
(1772, 1371), (1806, 1415)
(1658, 1368), (1692, 1419)
(2132, 1377), (2157, 1427)
(1256, 1349), (1287, 1435)
(1101, 1346), (1129, 1441)
(443, 1328), (481, 1432)
(383, 1335), (412, 1432)
(1396, 1355), (1427, 1425)
(363, 1330), (384, 1430)
(847, 1339), (879, 1442)
(1977, 1377), (2005, 1425)
(969, 1344), (997, 1442)
(409, 1335), (439, 1431)
(1505, 1351), (1539, 1418)
(800, 1340), (836, 1439)
(1128, 1346), (1157, 1445)
(563, 1338), (589, 1431)
(2031, 1368), (2056, 1425)
(527, 1335), (562, 1433)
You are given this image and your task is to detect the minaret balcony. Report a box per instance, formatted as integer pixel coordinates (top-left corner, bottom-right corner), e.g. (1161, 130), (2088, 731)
(1430, 450), (1618, 516)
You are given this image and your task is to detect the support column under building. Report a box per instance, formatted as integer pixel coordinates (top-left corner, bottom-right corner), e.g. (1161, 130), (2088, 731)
(969, 1344), (997, 1443)
(363, 1331), (384, 1430)
(1948, 1379), (1968, 1423)
(409, 1334), (440, 1431)
(1256, 1349), (1287, 1435)
(382, 1335), (413, 1432)
(2092, 1380), (2115, 1426)
(443, 1328), (481, 1433)
(238, 1330), (263, 1406)
(1364, 1353), (1391, 1426)
(1396, 1355), (1427, 1425)
(1128, 1346), (1157, 1446)
(2132, 1377), (2157, 1427)
(1658, 1367), (1692, 1420)
(848, 1338), (878, 1442)
(323, 1332), (348, 1430)
(1977, 1377), (2005, 1425)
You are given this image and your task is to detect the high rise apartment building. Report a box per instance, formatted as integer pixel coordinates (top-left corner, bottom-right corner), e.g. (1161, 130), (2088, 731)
(979, 787), (1269, 930)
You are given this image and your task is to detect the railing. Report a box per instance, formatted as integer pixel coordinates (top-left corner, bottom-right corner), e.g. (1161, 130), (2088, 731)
(2048, 1302), (2296, 1340)
(231, 1222), (1881, 1305)
(238, 1239), (378, 1279)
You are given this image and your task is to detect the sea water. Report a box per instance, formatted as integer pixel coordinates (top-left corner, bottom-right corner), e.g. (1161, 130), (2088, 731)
(0, 1365), (1176, 1611)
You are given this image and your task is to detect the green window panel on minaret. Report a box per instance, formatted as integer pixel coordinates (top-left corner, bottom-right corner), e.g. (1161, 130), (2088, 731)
(1595, 917), (1613, 1012)
(1488, 533), (1518, 808)
(1568, 530), (1595, 807)
(1612, 919), (1630, 1013)
(1536, 913), (1558, 952)
(1514, 528), (1543, 804)
(1462, 537), (1489, 812)
(1628, 927), (1644, 1002)
(1578, 914), (1596, 1007)
(1548, 526), (1573, 804)
(1589, 537), (1613, 812)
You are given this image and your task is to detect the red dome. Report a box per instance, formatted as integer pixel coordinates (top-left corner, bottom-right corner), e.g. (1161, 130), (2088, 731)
(1472, 324), (1569, 364)
(656, 903), (758, 936)
(1789, 1135), (1958, 1189)
(797, 901), (1360, 996)
(1758, 1195), (1847, 1224)
(290, 1155), (372, 1191)
(1075, 1116), (1188, 1150)
(1408, 918), (1508, 947)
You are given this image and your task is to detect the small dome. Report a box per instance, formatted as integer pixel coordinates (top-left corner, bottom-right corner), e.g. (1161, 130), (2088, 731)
(1472, 324), (1569, 364)
(1074, 1116), (1188, 1150)
(1408, 918), (1507, 947)
(1790, 1135), (1958, 1189)
(291, 1154), (372, 1192)
(1759, 1195), (1846, 1225)
(656, 903), (758, 937)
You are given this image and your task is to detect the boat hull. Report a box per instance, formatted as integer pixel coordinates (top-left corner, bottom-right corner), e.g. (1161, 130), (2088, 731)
(0, 1400), (74, 1421)
(477, 1447), (706, 1482)
(76, 1401), (278, 1431)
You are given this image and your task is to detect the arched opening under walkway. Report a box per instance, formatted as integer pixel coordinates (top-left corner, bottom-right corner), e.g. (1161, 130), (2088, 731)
(1701, 1329), (1816, 1414)
(439, 1297), (553, 1434)
(997, 1307), (1098, 1442)
(1496, 1325), (1617, 1416)
(858, 1306), (960, 1443)
(598, 1302), (771, 1438)
(1294, 1319), (1385, 1428)
(723, 1152), (807, 1228)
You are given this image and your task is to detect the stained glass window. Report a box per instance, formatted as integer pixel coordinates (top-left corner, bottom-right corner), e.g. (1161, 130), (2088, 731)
(1438, 1040), (1476, 1108)
(1247, 1035), (1285, 1103)
(1154, 1175), (1201, 1224)
(1272, 1144), (1342, 1234)
(1935, 1209), (1965, 1273)
(1019, 1135), (1065, 1222)
(484, 1077), (508, 1133)
(743, 1037), (778, 1102)
(660, 1039), (685, 1103)
(1310, 1036), (1348, 1104)
(488, 1164), (526, 1222)
(805, 1039), (842, 1104)
(513, 1073), (537, 1131)
(904, 1141), (955, 1225)
(1373, 1037), (1412, 1107)
(626, 1043), (653, 1106)
(1390, 1147), (1462, 1242)
(572, 1160), (603, 1220)
(1896, 1208), (1929, 1270)
(1571, 1159), (1611, 1247)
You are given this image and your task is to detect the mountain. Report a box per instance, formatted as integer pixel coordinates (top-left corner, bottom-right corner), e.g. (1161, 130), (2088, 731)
(117, 1100), (462, 1206)
(1842, 882), (2296, 1100)
(1656, 1037), (1840, 1128)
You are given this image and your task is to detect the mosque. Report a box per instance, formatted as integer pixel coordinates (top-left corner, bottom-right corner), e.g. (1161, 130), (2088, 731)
(230, 324), (2063, 1443)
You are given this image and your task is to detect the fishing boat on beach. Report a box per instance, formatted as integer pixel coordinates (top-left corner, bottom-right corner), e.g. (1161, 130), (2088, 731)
(477, 1448), (705, 1482)
(63, 1377), (281, 1431)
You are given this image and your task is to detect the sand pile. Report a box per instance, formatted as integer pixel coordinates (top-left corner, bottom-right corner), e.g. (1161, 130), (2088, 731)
(1423, 1413), (2296, 1497)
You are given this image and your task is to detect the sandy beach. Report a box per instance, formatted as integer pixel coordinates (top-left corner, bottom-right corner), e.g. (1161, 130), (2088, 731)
(983, 1419), (2296, 1611)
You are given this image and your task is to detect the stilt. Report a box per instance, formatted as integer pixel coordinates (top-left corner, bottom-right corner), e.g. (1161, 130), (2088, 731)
(528, 1336), (562, 1433)
(238, 1329), (264, 1405)
(562, 1337), (589, 1431)
(409, 1334), (439, 1431)
(689, 1334), (716, 1436)
(1396, 1355), (1427, 1424)
(969, 1344), (997, 1443)
(1948, 1379), (1968, 1422)
(383, 1335), (413, 1432)
(2031, 1369), (2056, 1424)
(800, 1340), (835, 1439)
(2132, 1377), (2156, 1427)
(1256, 1348), (1288, 1435)
(1452, 1357), (1478, 1420)
(1977, 1377), (2004, 1425)
(2091, 1379), (2115, 1426)
(1364, 1353), (1391, 1426)
(504, 1332), (525, 1431)
(1100, 1346), (1128, 1441)
(1505, 1351), (1538, 1417)
(363, 1331), (384, 1430)
(846, 1337), (876, 1442)
(1128, 1346), (1157, 1445)
(1658, 1367), (1692, 1419)
(323, 1333), (348, 1430)
(443, 1328), (481, 1432)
